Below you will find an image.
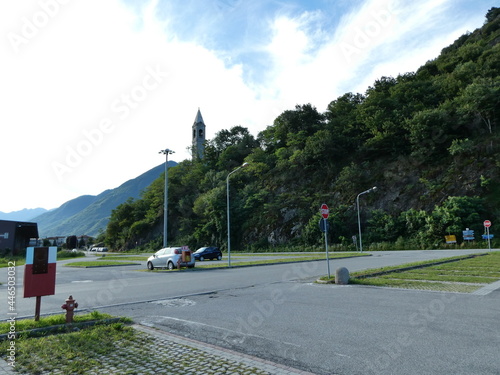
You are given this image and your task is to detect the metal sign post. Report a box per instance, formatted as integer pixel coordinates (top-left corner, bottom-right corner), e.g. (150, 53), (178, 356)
(320, 204), (330, 279)
(484, 220), (492, 251)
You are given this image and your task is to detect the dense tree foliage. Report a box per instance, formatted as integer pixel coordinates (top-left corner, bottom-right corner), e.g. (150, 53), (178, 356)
(103, 9), (500, 251)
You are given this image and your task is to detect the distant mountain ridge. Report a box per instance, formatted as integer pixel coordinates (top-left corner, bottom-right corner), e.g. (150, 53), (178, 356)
(32, 162), (174, 237)
(0, 208), (49, 222)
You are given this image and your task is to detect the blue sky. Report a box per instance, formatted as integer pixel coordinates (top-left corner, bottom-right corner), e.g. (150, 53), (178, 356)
(0, 0), (495, 213)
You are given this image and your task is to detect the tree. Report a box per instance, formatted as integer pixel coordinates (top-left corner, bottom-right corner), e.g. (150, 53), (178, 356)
(65, 235), (77, 249)
(205, 126), (259, 170)
(431, 196), (486, 237)
(259, 104), (324, 153)
(457, 78), (500, 134)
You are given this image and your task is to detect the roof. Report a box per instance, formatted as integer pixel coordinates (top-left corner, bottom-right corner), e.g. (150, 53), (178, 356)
(0, 220), (38, 238)
(193, 108), (204, 124)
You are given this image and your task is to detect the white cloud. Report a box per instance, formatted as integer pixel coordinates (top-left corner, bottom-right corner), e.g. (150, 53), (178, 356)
(0, 0), (493, 213)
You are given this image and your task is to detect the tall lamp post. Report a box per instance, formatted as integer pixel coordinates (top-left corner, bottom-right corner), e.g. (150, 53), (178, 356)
(226, 162), (249, 267)
(159, 148), (174, 248)
(356, 186), (377, 252)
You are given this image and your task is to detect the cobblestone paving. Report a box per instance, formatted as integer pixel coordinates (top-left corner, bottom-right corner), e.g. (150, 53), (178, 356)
(0, 324), (315, 375)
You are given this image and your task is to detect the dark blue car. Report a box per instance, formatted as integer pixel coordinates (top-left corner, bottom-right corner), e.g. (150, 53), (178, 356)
(193, 247), (222, 261)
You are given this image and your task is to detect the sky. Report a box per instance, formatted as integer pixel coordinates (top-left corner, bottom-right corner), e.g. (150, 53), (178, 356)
(0, 0), (495, 213)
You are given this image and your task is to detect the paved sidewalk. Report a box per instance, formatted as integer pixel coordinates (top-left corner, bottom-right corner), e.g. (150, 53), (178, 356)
(0, 324), (316, 375)
(133, 325), (316, 375)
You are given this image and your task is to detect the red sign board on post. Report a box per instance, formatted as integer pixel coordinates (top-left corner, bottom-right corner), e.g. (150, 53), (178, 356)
(24, 247), (57, 298)
(320, 204), (329, 219)
(484, 220), (492, 228)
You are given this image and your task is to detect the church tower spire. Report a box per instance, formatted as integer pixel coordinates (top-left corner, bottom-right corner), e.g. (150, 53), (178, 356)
(192, 108), (206, 159)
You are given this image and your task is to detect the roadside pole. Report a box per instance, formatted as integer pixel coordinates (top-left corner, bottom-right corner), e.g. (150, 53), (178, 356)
(320, 204), (330, 279)
(324, 218), (330, 278)
(484, 220), (492, 251)
(487, 226), (491, 251)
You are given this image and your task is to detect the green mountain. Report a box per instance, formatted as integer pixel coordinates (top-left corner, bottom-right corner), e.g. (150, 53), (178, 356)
(34, 163), (173, 237)
(0, 208), (48, 222)
(104, 8), (500, 251)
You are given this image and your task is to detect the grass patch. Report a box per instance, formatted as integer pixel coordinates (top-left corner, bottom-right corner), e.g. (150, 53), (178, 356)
(97, 255), (148, 261)
(0, 311), (122, 334)
(0, 323), (135, 374)
(0, 251), (85, 268)
(197, 252), (368, 268)
(142, 252), (368, 272)
(0, 256), (25, 268)
(349, 278), (483, 293)
(346, 252), (500, 292)
(65, 261), (139, 267)
(57, 250), (87, 259)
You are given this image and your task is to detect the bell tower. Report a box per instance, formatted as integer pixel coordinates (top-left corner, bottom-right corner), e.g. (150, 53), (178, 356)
(192, 108), (206, 159)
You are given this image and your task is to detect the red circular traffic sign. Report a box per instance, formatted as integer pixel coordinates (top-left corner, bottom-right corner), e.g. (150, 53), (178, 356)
(484, 220), (492, 228)
(320, 204), (329, 219)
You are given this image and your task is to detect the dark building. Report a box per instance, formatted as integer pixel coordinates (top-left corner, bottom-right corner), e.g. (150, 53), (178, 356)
(0, 220), (39, 256)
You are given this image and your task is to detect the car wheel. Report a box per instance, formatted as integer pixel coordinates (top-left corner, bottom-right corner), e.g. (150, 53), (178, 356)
(147, 262), (154, 270)
(217, 255), (222, 260)
(199, 256), (204, 261)
(167, 262), (174, 270)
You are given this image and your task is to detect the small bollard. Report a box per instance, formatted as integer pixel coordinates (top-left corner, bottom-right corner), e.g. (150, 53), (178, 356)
(335, 267), (350, 285)
(61, 295), (78, 323)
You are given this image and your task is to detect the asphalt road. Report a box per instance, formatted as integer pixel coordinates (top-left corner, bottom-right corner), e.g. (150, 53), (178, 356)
(1, 249), (499, 374)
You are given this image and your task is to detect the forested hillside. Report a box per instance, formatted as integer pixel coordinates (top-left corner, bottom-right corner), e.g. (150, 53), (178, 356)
(102, 8), (500, 251)
(34, 163), (168, 237)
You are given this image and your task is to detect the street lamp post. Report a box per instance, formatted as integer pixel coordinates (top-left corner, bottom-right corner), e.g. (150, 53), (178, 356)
(356, 186), (377, 252)
(226, 162), (249, 267)
(159, 148), (175, 248)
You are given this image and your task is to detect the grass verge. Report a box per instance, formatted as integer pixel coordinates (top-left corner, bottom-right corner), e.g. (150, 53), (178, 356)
(143, 252), (369, 271)
(0, 322), (135, 374)
(0, 251), (86, 269)
(97, 255), (149, 261)
(321, 252), (500, 293)
(65, 261), (140, 267)
(0, 311), (123, 334)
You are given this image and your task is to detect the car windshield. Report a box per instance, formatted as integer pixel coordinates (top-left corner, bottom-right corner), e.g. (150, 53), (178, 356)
(195, 248), (208, 253)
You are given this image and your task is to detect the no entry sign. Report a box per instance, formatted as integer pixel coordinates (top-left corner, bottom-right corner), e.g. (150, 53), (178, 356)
(484, 220), (492, 228)
(320, 204), (329, 219)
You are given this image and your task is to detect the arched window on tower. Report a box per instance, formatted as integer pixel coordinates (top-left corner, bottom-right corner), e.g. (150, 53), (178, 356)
(193, 129), (196, 139)
(199, 129), (204, 138)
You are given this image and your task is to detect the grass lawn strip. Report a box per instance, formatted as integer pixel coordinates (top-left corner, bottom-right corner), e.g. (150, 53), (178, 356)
(137, 252), (369, 271)
(97, 255), (149, 261)
(350, 278), (483, 293)
(65, 260), (140, 267)
(0, 312), (123, 335)
(193, 252), (368, 268)
(349, 252), (500, 292)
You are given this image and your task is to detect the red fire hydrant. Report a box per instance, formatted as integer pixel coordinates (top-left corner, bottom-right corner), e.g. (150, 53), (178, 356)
(61, 295), (78, 323)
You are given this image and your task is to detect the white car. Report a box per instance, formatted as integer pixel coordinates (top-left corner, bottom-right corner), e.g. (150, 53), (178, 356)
(90, 247), (108, 252)
(147, 247), (195, 270)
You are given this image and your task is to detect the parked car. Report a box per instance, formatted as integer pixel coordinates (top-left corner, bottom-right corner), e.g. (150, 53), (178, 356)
(90, 246), (108, 252)
(193, 247), (222, 261)
(147, 246), (195, 270)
